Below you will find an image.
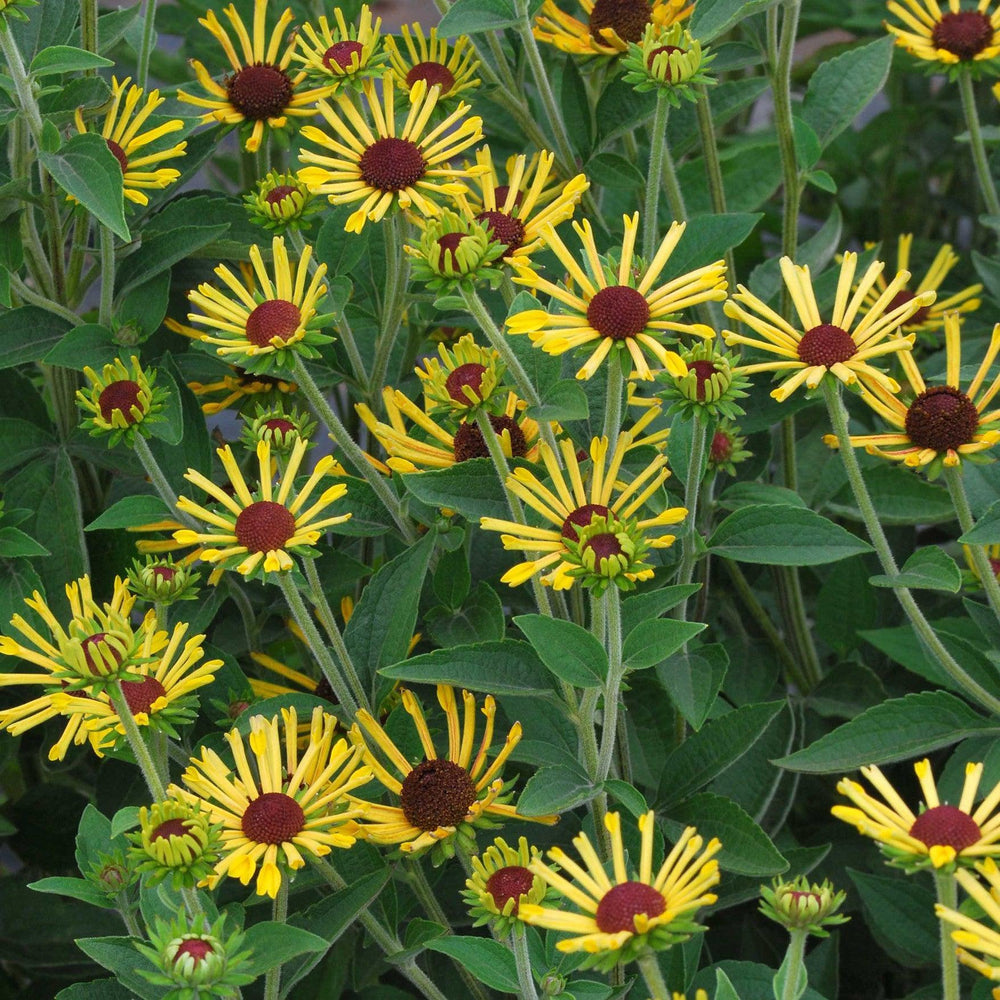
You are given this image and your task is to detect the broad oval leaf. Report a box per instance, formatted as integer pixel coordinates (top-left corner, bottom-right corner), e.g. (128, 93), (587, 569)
(514, 613), (608, 687)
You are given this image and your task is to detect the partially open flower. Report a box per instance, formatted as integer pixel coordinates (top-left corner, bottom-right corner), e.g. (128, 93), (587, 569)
(77, 357), (167, 447)
(385, 23), (481, 102)
(415, 334), (507, 417)
(621, 23), (714, 98)
(406, 211), (506, 293)
(706, 422), (751, 477)
(463, 836), (551, 936)
(292, 4), (386, 87)
(129, 799), (222, 889)
(658, 340), (749, 421)
(128, 556), (201, 604)
(759, 875), (848, 936)
(239, 402), (317, 455)
(562, 510), (656, 595)
(244, 169), (321, 233)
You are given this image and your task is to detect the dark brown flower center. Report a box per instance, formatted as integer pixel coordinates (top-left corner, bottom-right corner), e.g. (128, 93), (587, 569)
(227, 63), (294, 120)
(786, 889), (822, 908)
(406, 61), (456, 93)
(437, 231), (466, 271)
(585, 532), (623, 560)
(400, 758), (477, 830)
(264, 417), (296, 436)
(152, 818), (191, 841)
(689, 360), (719, 400)
(106, 138), (128, 173)
(323, 40), (363, 70)
(359, 137), (426, 193)
(586, 285), (651, 341)
(904, 385), (980, 452)
(242, 791), (305, 844)
(797, 324), (857, 367)
(909, 803), (982, 851)
(98, 380), (143, 424)
(595, 880), (665, 933)
(493, 186), (524, 209)
(485, 865), (534, 912)
(245, 299), (302, 348)
(234, 500), (297, 553)
(445, 363), (488, 403)
(589, 0), (653, 43)
(887, 289), (931, 328)
(121, 675), (167, 715)
(475, 210), (527, 255)
(152, 565), (177, 584)
(647, 43), (684, 77)
(313, 676), (337, 703)
(710, 430), (734, 464)
(452, 415), (528, 461)
(175, 939), (213, 964)
(82, 632), (124, 673)
(265, 184), (298, 206)
(932, 10), (993, 59)
(561, 503), (611, 541)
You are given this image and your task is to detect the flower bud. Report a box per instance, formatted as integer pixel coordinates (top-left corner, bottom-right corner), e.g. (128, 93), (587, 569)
(759, 875), (849, 936)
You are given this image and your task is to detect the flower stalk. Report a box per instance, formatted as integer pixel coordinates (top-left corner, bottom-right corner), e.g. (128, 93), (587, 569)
(107, 680), (168, 802)
(945, 465), (1000, 622)
(958, 68), (1000, 217)
(934, 870), (960, 1000)
(263, 876), (289, 1000)
(637, 950), (670, 1000)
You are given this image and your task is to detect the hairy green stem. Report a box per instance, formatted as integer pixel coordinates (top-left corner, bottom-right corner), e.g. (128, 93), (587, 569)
(934, 870), (961, 1000)
(133, 435), (200, 530)
(595, 586), (624, 782)
(780, 929), (808, 1000)
(643, 92), (671, 260)
(512, 931), (539, 1000)
(9, 274), (80, 324)
(368, 213), (410, 406)
(958, 68), (1000, 217)
(80, 0), (99, 65)
(137, 0), (157, 90)
(602, 360), (624, 452)
(39, 172), (67, 301)
(263, 877), (289, 1000)
(108, 681), (167, 801)
(675, 417), (707, 622)
(824, 378), (1000, 714)
(0, 22), (45, 142)
(637, 951), (670, 1000)
(117, 894), (143, 937)
(98, 225), (115, 327)
(945, 465), (1000, 622)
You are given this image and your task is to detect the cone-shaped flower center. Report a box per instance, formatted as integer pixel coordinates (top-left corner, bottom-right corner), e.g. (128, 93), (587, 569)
(437, 232), (466, 270)
(647, 43), (684, 77)
(152, 818), (191, 841)
(932, 10), (993, 59)
(909, 803), (982, 851)
(585, 532), (624, 560)
(445, 362), (488, 402)
(235, 500), (297, 553)
(323, 40), (363, 70)
(904, 385), (979, 451)
(453, 415), (528, 461)
(595, 880), (665, 933)
(264, 417), (297, 436)
(121, 675), (167, 715)
(589, 0), (653, 42)
(587, 286), (651, 341)
(227, 63), (294, 120)
(475, 210), (526, 254)
(359, 137), (426, 193)
(245, 299), (302, 348)
(400, 758), (478, 830)
(265, 184), (298, 205)
(152, 565), (177, 584)
(493, 186), (524, 209)
(406, 61), (456, 93)
(689, 360), (720, 400)
(486, 865), (534, 912)
(82, 632), (123, 673)
(562, 503), (611, 540)
(106, 138), (129, 173)
(710, 429), (734, 464)
(99, 380), (143, 423)
(242, 791), (305, 843)
(797, 324), (856, 367)
(175, 939), (213, 964)
(887, 288), (931, 328)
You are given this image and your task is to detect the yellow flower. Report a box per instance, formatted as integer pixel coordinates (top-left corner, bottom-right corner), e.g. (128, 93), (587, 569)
(452, 147), (590, 262)
(76, 356), (166, 446)
(179, 0), (333, 152)
(857, 235), (981, 336)
(297, 76), (486, 234)
(349, 685), (557, 857)
(723, 252), (934, 402)
(533, 0), (692, 57)
(385, 23), (481, 100)
(173, 706), (370, 897)
(463, 835), (551, 937)
(886, 0), (1000, 66)
(519, 811), (720, 970)
(415, 334), (507, 416)
(185, 235), (331, 370)
(507, 213), (724, 380)
(832, 757), (1000, 870)
(357, 389), (542, 474)
(480, 432), (686, 590)
(292, 4), (383, 85)
(75, 76), (186, 206)
(937, 859), (1000, 985)
(172, 437), (351, 578)
(823, 314), (1000, 470)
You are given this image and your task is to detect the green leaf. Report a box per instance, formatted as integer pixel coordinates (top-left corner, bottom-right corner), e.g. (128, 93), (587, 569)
(0, 306), (73, 369)
(583, 152), (645, 189)
(776, 691), (997, 773)
(30, 44), (113, 76)
(620, 584), (701, 635)
(792, 116), (821, 171)
(713, 969), (743, 1000)
(55, 979), (135, 1000)
(110, 807), (140, 839)
(0, 419), (50, 476)
(316, 207), (371, 279)
(661, 213), (762, 281)
(402, 459), (508, 521)
(518, 764), (596, 816)
(848, 869), (938, 968)
(526, 379), (589, 423)
(28, 876), (112, 909)
(514, 613), (608, 688)
(805, 169), (837, 193)
(0, 526), (49, 558)
(426, 937), (519, 992)
(708, 504), (872, 565)
(424, 581), (506, 647)
(115, 223), (229, 299)
(380, 640), (559, 697)
(42, 324), (120, 371)
(433, 542), (470, 608)
(828, 464), (955, 526)
(85, 494), (170, 531)
(690, 0), (781, 41)
(666, 792), (788, 877)
(717, 482), (807, 511)
(676, 143), (782, 215)
(75, 937), (162, 1000)
(960, 499), (1000, 544)
(622, 618), (707, 669)
(40, 132), (128, 240)
(561, 55), (592, 158)
(604, 779), (649, 818)
(801, 36), (894, 148)
(242, 921), (328, 976)
(658, 701), (785, 805)
(869, 546), (962, 593)
(437, 0), (519, 34)
(656, 643), (728, 731)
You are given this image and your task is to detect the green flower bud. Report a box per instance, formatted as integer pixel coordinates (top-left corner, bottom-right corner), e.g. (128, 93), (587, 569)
(759, 876), (849, 937)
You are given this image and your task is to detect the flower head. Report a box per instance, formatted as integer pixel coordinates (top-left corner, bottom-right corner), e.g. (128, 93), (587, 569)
(75, 76), (186, 206)
(172, 438), (350, 579)
(723, 252), (933, 402)
(886, 0), (1000, 73)
(128, 557), (201, 604)
(936, 859), (1000, 985)
(520, 811), (720, 971)
(562, 510), (656, 595)
(463, 835), (552, 937)
(186, 235), (333, 372)
(415, 334), (508, 417)
(621, 22), (714, 98)
(759, 875), (849, 936)
(707, 422), (751, 477)
(658, 340), (749, 421)
(173, 706), (370, 897)
(349, 684), (557, 860)
(406, 210), (507, 293)
(832, 756), (1000, 871)
(823, 314), (1000, 474)
(385, 23), (481, 101)
(292, 4), (385, 87)
(77, 356), (167, 446)
(244, 169), (321, 233)
(298, 76), (485, 234)
(239, 401), (317, 455)
(129, 799), (222, 890)
(507, 213), (725, 381)
(179, 0), (333, 152)
(480, 432), (686, 589)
